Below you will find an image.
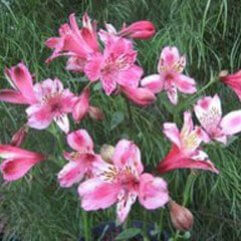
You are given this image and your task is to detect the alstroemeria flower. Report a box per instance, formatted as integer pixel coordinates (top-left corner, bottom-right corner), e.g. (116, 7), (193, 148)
(0, 62), (37, 105)
(58, 129), (102, 188)
(78, 139), (169, 224)
(105, 20), (155, 40)
(158, 111), (219, 174)
(45, 13), (99, 72)
(10, 125), (29, 147)
(220, 70), (241, 101)
(26, 78), (76, 133)
(84, 32), (143, 95)
(141, 46), (196, 105)
(194, 94), (241, 144)
(0, 145), (44, 181)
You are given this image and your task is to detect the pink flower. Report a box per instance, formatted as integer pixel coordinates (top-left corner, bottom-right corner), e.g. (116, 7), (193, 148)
(78, 139), (169, 224)
(120, 85), (156, 106)
(141, 46), (196, 105)
(84, 33), (143, 95)
(0, 145), (44, 181)
(0, 63), (37, 105)
(194, 94), (241, 144)
(26, 78), (76, 133)
(105, 20), (155, 40)
(58, 129), (102, 188)
(45, 13), (99, 72)
(158, 111), (219, 174)
(220, 70), (241, 101)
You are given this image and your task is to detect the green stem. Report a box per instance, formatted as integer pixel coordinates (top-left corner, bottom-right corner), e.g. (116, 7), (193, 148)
(125, 97), (133, 125)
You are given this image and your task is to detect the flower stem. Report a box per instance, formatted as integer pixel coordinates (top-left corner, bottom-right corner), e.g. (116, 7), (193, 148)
(125, 97), (133, 125)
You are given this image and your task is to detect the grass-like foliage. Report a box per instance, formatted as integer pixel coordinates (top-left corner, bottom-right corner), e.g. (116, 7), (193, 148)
(0, 0), (241, 240)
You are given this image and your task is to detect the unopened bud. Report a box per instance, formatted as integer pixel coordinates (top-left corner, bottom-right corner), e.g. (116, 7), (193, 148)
(100, 144), (115, 163)
(219, 70), (229, 80)
(169, 200), (194, 231)
(88, 106), (104, 120)
(11, 125), (29, 147)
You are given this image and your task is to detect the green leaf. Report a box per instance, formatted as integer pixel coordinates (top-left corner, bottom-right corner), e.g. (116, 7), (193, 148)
(110, 111), (124, 130)
(93, 82), (102, 91)
(115, 228), (141, 240)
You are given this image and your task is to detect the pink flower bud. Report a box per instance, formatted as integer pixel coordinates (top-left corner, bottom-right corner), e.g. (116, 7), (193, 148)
(72, 88), (90, 123)
(119, 21), (155, 39)
(169, 200), (194, 231)
(88, 106), (104, 120)
(100, 144), (115, 163)
(10, 125), (29, 147)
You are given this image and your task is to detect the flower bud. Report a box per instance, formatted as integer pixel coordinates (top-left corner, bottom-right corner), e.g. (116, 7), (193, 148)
(88, 106), (104, 120)
(10, 125), (29, 147)
(219, 70), (229, 79)
(169, 200), (193, 231)
(100, 144), (115, 163)
(119, 21), (155, 40)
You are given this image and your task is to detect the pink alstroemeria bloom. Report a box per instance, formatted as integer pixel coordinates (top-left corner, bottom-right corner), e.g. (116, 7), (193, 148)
(45, 13), (99, 72)
(58, 129), (102, 188)
(26, 78), (76, 133)
(158, 111), (219, 174)
(0, 62), (37, 105)
(0, 145), (44, 181)
(72, 88), (104, 123)
(194, 94), (241, 144)
(84, 32), (143, 95)
(78, 140), (169, 224)
(141, 46), (196, 105)
(220, 70), (241, 101)
(105, 20), (155, 40)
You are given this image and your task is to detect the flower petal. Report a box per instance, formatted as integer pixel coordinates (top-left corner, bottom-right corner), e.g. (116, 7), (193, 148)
(138, 173), (169, 209)
(220, 110), (241, 135)
(112, 139), (143, 174)
(54, 114), (70, 133)
(116, 190), (137, 224)
(58, 161), (85, 188)
(163, 123), (181, 148)
(0, 158), (42, 181)
(0, 89), (29, 104)
(67, 129), (94, 152)
(175, 74), (196, 94)
(167, 86), (178, 105)
(78, 178), (120, 210)
(157, 145), (219, 174)
(141, 74), (164, 94)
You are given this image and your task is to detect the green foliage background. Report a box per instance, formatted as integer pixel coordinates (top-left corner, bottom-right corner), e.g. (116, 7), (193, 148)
(0, 0), (241, 240)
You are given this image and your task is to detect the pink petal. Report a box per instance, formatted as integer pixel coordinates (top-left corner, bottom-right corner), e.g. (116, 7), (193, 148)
(138, 173), (169, 209)
(221, 110), (241, 135)
(26, 104), (53, 130)
(66, 56), (86, 72)
(78, 178), (120, 210)
(8, 63), (37, 104)
(72, 88), (90, 123)
(67, 129), (94, 152)
(167, 86), (178, 105)
(101, 74), (117, 96)
(194, 95), (222, 132)
(163, 123), (181, 148)
(158, 46), (186, 73)
(0, 158), (42, 181)
(81, 28), (99, 52)
(10, 125), (28, 147)
(141, 74), (164, 94)
(121, 86), (156, 106)
(0, 145), (44, 159)
(88, 106), (104, 120)
(0, 89), (29, 104)
(58, 161), (85, 188)
(116, 191), (137, 224)
(112, 139), (143, 174)
(84, 53), (103, 82)
(180, 111), (194, 137)
(157, 145), (219, 174)
(116, 65), (143, 89)
(54, 114), (70, 133)
(175, 74), (196, 94)
(45, 37), (60, 48)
